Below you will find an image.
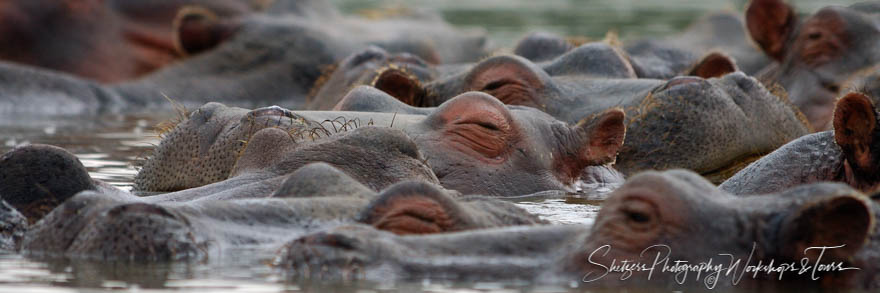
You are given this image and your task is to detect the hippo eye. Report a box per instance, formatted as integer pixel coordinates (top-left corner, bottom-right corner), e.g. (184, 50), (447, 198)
(620, 198), (659, 231)
(826, 84), (840, 93)
(482, 80), (507, 91)
(808, 32), (822, 40)
(473, 121), (500, 131)
(626, 210), (651, 223)
(446, 115), (511, 161)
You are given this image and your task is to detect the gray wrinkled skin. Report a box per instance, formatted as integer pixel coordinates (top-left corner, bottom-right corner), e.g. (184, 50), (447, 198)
(750, 2), (880, 130)
(0, 5), (489, 115)
(13, 159), (540, 261)
(720, 132), (845, 195)
(336, 69), (809, 182)
(306, 46), (437, 110)
(139, 124), (439, 201)
(139, 94), (622, 197)
(278, 170), (879, 290)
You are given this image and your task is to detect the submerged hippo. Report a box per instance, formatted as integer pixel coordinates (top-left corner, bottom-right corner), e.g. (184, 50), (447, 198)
(746, 0), (880, 130)
(304, 46), (438, 110)
(136, 92), (626, 197)
(721, 92), (880, 195)
(2, 123), (438, 222)
(10, 161), (541, 261)
(336, 57), (809, 182)
(0, 2), (489, 115)
(278, 169), (878, 290)
(0, 0), (486, 83)
(0, 0), (264, 82)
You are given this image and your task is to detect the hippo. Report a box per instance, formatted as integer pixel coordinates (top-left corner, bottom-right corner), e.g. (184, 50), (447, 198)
(2, 123), (438, 222)
(721, 92), (880, 195)
(277, 169), (878, 290)
(0, 2), (490, 115)
(13, 163), (542, 261)
(0, 0), (263, 82)
(512, 32), (576, 63)
(335, 57), (809, 182)
(304, 46), (438, 110)
(136, 92), (626, 197)
(0, 0), (487, 83)
(745, 0), (880, 130)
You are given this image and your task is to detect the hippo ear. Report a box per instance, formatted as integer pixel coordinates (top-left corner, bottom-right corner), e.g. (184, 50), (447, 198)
(778, 195), (872, 263)
(576, 108), (627, 165)
(463, 55), (549, 108)
(172, 6), (239, 56)
(558, 109), (626, 180)
(746, 0), (797, 61)
(833, 92), (878, 171)
(685, 52), (738, 78)
(371, 67), (427, 107)
(357, 181), (472, 235)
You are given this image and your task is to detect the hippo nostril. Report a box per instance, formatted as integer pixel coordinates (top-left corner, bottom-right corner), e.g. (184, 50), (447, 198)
(654, 76), (704, 93)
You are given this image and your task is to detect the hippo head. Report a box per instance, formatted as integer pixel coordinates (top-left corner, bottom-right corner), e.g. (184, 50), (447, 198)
(356, 181), (545, 235)
(336, 88), (627, 196)
(0, 144), (97, 223)
(0, 0), (255, 82)
(833, 92), (880, 192)
(135, 102), (318, 192)
(24, 191), (206, 261)
(136, 102), (439, 192)
(618, 72), (810, 181)
(306, 46), (436, 110)
(747, 0), (880, 130)
(402, 92), (625, 196)
(572, 169), (873, 288)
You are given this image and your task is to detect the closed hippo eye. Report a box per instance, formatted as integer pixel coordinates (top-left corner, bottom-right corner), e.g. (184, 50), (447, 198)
(464, 55), (547, 109)
(447, 115), (511, 161)
(358, 182), (467, 235)
(479, 79), (540, 108)
(429, 92), (517, 163)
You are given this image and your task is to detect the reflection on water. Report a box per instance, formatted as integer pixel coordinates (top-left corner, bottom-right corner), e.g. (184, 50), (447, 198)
(0, 0), (866, 292)
(0, 113), (169, 191)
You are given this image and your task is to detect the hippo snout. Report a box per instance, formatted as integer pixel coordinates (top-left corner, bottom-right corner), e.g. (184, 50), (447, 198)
(65, 203), (205, 261)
